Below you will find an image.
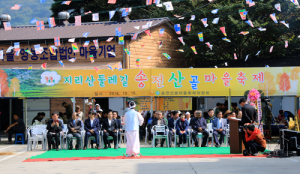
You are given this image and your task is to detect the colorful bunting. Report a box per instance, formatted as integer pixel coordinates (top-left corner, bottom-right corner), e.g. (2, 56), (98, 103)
(270, 46), (274, 53)
(109, 11), (116, 21)
(257, 27), (266, 31)
(30, 18), (37, 24)
(245, 55), (249, 61)
(108, 0), (116, 4)
(122, 8), (130, 17)
(28, 65), (32, 70)
(174, 24), (181, 34)
(220, 27), (226, 36)
(178, 37), (185, 45)
(145, 30), (152, 37)
(159, 41), (163, 48)
(11, 4), (22, 10)
(41, 63), (47, 69)
(275, 3), (281, 11)
(206, 42), (213, 50)
(36, 21), (45, 30)
(186, 23), (191, 32)
(14, 42), (20, 51)
(54, 37), (60, 46)
(176, 49), (184, 52)
(75, 16), (81, 26)
(245, 20), (254, 27)
(239, 31), (249, 35)
(92, 13), (99, 21)
(234, 53), (237, 60)
(280, 21), (289, 28)
(58, 61), (64, 67)
(83, 32), (90, 38)
(124, 48), (131, 56)
(212, 17), (219, 24)
(239, 9), (248, 20)
(191, 46), (197, 54)
(69, 58), (76, 63)
(132, 33), (138, 40)
(48, 17), (56, 28)
(94, 67), (99, 72)
(3, 22), (11, 30)
(136, 59), (140, 67)
(198, 32), (203, 42)
(222, 38), (231, 42)
(108, 65), (113, 71)
(201, 18), (208, 27)
(61, 1), (71, 5)
(14, 50), (20, 56)
(159, 28), (165, 36)
(270, 13), (278, 23)
(162, 53), (171, 59)
(107, 37), (114, 42)
(72, 43), (79, 53)
(83, 41), (90, 47)
(119, 35), (124, 45)
(108, 52), (116, 56)
(49, 46), (56, 55)
(68, 38), (75, 42)
(190, 15), (195, 20)
(90, 55), (94, 63)
(117, 62), (123, 71)
(7, 46), (14, 53)
(163, 1), (174, 11)
(285, 41), (288, 48)
(153, 0), (161, 4)
(249, 0), (255, 7)
(256, 51), (261, 56)
(211, 9), (218, 14)
(25, 49), (33, 55)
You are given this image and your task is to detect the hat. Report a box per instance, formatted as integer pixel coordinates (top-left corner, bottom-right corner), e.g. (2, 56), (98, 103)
(95, 104), (103, 112)
(87, 102), (92, 106)
(186, 112), (190, 115)
(62, 102), (67, 106)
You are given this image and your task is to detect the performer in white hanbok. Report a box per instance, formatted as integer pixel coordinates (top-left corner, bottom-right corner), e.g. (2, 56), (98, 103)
(124, 101), (144, 157)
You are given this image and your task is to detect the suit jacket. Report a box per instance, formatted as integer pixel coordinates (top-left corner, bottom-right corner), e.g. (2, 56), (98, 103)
(176, 119), (189, 132)
(46, 119), (63, 133)
(212, 118), (227, 131)
(241, 104), (257, 125)
(190, 117), (207, 132)
(116, 119), (122, 130)
(67, 119), (82, 134)
(102, 118), (118, 132)
(84, 118), (100, 132)
(168, 117), (179, 131)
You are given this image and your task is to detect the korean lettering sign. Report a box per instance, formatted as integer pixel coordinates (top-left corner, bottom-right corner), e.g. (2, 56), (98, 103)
(0, 42), (122, 62)
(2, 67), (299, 97)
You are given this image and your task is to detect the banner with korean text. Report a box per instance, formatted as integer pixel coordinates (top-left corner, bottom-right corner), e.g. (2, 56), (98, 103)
(0, 67), (298, 97)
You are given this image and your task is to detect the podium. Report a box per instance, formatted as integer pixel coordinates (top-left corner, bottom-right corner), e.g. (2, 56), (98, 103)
(228, 116), (244, 154)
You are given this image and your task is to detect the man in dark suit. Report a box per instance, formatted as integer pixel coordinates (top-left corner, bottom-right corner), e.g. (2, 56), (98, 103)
(102, 111), (118, 149)
(152, 111), (167, 147)
(46, 112), (63, 151)
(190, 111), (209, 147)
(113, 111), (122, 146)
(67, 113), (82, 150)
(168, 111), (180, 147)
(84, 112), (100, 150)
(239, 98), (257, 152)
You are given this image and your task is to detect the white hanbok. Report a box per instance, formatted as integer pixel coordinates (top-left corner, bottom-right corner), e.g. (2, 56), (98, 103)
(124, 109), (144, 156)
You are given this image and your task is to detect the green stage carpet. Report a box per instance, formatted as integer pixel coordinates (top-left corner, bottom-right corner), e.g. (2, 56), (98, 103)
(30, 147), (230, 159)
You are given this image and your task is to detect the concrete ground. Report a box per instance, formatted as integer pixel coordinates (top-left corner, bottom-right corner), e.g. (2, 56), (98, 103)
(0, 137), (299, 174)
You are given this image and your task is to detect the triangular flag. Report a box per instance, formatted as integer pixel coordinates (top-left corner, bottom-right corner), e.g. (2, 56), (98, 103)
(234, 53), (237, 60)
(163, 1), (174, 11)
(190, 15), (195, 20)
(108, 52), (116, 57)
(201, 18), (208, 27)
(69, 58), (76, 63)
(41, 63), (47, 69)
(270, 46), (273, 52)
(275, 3), (281, 11)
(220, 27), (226, 36)
(191, 46), (197, 54)
(206, 42), (213, 50)
(162, 53), (171, 59)
(68, 38), (75, 42)
(145, 30), (152, 37)
(90, 55), (94, 63)
(58, 61), (64, 67)
(245, 20), (254, 27)
(72, 43), (79, 53)
(280, 21), (289, 28)
(257, 27), (266, 31)
(136, 59), (140, 67)
(94, 67), (99, 72)
(92, 13), (99, 21)
(134, 26), (140, 30)
(239, 9), (248, 20)
(211, 9), (218, 14)
(198, 32), (203, 42)
(270, 13), (278, 23)
(222, 38), (231, 42)
(212, 17), (219, 24)
(245, 55), (249, 61)
(285, 41), (288, 48)
(256, 50), (261, 56)
(239, 31), (249, 35)
(178, 37), (185, 45)
(109, 11), (116, 21)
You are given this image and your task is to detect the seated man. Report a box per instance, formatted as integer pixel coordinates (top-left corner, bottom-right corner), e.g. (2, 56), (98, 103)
(176, 113), (189, 147)
(190, 111), (208, 147)
(67, 113), (82, 150)
(152, 111), (167, 147)
(46, 112), (63, 151)
(5, 114), (25, 144)
(212, 111), (227, 147)
(102, 111), (118, 149)
(84, 112), (100, 150)
(168, 111), (180, 147)
(244, 124), (266, 156)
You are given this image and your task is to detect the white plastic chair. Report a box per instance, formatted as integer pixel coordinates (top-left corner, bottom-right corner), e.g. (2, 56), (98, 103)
(207, 123), (214, 147)
(151, 125), (169, 148)
(145, 124), (149, 144)
(226, 124), (230, 147)
(27, 127), (46, 151)
(120, 125), (126, 143)
(60, 125), (68, 149)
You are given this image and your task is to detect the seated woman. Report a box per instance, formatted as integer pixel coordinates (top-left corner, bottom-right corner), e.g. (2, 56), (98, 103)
(176, 113), (189, 147)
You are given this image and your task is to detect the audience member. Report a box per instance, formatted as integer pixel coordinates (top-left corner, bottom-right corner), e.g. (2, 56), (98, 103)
(214, 103), (221, 116)
(102, 111), (118, 149)
(32, 112), (43, 125)
(176, 113), (189, 147)
(62, 102), (73, 120)
(277, 110), (285, 123)
(168, 111), (180, 147)
(59, 111), (68, 124)
(232, 102), (240, 115)
(84, 112), (100, 150)
(152, 111), (167, 147)
(46, 112), (63, 151)
(203, 112), (209, 119)
(206, 109), (215, 123)
(67, 113), (82, 150)
(185, 112), (192, 125)
(212, 111), (227, 147)
(190, 111), (208, 147)
(75, 105), (84, 120)
(5, 114), (25, 144)
(113, 111), (122, 147)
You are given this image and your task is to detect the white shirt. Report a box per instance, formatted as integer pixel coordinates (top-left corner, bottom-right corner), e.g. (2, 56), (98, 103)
(108, 119), (112, 126)
(90, 119), (94, 127)
(124, 109), (144, 131)
(219, 118), (222, 128)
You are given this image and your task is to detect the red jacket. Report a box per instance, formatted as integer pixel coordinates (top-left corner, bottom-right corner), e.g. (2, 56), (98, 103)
(245, 127), (266, 148)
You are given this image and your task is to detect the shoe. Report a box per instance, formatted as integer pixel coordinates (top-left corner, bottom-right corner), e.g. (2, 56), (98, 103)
(69, 146), (73, 150)
(108, 144), (111, 148)
(160, 144), (164, 147)
(48, 148), (51, 151)
(75, 145), (79, 150)
(5, 142), (12, 144)
(114, 146), (118, 149)
(183, 144), (186, 148)
(83, 146), (87, 150)
(56, 148), (59, 151)
(201, 145), (207, 147)
(96, 145), (100, 150)
(215, 143), (220, 147)
(155, 143), (158, 147)
(180, 144), (183, 147)
(104, 146), (108, 149)
(251, 153), (259, 156)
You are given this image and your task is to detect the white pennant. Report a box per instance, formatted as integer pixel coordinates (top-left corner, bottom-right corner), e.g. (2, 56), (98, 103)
(109, 11), (116, 21)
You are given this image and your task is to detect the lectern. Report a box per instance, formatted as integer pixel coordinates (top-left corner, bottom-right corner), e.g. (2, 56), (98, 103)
(228, 116), (243, 154)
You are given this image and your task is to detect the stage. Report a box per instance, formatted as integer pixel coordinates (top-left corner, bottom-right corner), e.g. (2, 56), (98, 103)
(23, 147), (267, 162)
